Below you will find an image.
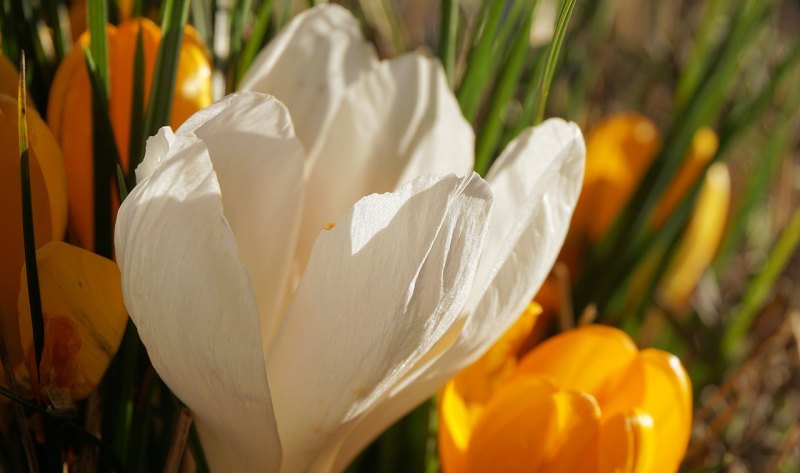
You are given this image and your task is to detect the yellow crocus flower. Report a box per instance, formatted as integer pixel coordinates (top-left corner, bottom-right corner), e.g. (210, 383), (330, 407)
(47, 18), (212, 250)
(17, 241), (128, 406)
(660, 162), (730, 309)
(0, 93), (68, 366)
(439, 324), (692, 473)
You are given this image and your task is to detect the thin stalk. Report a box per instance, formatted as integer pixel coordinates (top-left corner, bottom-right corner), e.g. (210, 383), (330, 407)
(533, 0), (576, 124)
(142, 0), (191, 140)
(17, 55), (44, 376)
(722, 208), (800, 358)
(438, 0), (458, 86)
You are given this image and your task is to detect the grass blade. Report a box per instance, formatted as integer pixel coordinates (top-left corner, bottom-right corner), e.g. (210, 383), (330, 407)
(474, 0), (536, 176)
(438, 0), (458, 85)
(721, 207), (800, 358)
(83, 46), (122, 257)
(87, 0), (110, 94)
(142, 0), (191, 141)
(228, 0), (253, 87)
(456, 0), (505, 121)
(237, 0), (274, 81)
(533, 0), (576, 124)
(127, 24), (146, 185)
(17, 55), (44, 379)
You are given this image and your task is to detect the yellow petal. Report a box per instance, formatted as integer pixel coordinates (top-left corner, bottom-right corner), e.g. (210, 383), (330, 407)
(651, 127), (719, 228)
(0, 53), (19, 98)
(464, 376), (601, 473)
(18, 242), (128, 402)
(514, 325), (639, 395)
(660, 162), (729, 310)
(575, 113), (661, 242)
(47, 18), (212, 250)
(453, 302), (541, 404)
(598, 410), (655, 473)
(0, 94), (68, 365)
(596, 349), (692, 473)
(439, 380), (478, 473)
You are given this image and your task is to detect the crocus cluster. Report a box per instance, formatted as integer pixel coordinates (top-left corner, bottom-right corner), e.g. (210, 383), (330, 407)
(0, 13), (211, 407)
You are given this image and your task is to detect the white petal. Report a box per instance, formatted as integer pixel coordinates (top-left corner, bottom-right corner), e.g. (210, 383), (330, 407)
(181, 92), (305, 351)
(296, 53), (474, 270)
(311, 119), (586, 472)
(267, 173), (492, 473)
(115, 137), (281, 472)
(134, 126), (175, 184)
(239, 4), (378, 160)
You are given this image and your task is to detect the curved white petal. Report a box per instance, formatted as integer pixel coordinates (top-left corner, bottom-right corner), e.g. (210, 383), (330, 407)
(179, 92), (305, 351)
(115, 137), (281, 472)
(313, 119), (586, 472)
(134, 127), (175, 184)
(297, 54), (474, 270)
(267, 173), (492, 473)
(239, 4), (378, 161)
(459, 118), (585, 354)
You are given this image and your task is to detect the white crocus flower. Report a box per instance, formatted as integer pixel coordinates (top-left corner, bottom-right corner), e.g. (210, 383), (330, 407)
(115, 5), (585, 473)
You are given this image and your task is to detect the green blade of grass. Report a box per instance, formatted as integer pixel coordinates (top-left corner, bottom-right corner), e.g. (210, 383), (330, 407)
(499, 45), (547, 145)
(456, 0), (505, 121)
(127, 24), (146, 184)
(17, 54), (44, 377)
(229, 0), (253, 87)
(673, 0), (731, 114)
(142, 0), (191, 141)
(116, 164), (129, 202)
(190, 0), (213, 48)
(721, 207), (800, 358)
(719, 86), (800, 267)
(83, 46), (122, 257)
(237, 0), (274, 81)
(533, 0), (576, 124)
(474, 0), (537, 176)
(717, 42), (800, 157)
(87, 0), (110, 94)
(438, 0), (458, 86)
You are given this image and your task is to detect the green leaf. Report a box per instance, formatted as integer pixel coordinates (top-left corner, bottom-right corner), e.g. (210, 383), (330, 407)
(673, 0), (731, 113)
(127, 24), (146, 185)
(456, 0), (505, 121)
(474, 0), (537, 176)
(142, 0), (191, 140)
(438, 0), (458, 86)
(722, 207), (800, 358)
(190, 0), (213, 48)
(229, 0), (254, 87)
(83, 45), (122, 258)
(533, 0), (576, 124)
(16, 54), (44, 376)
(88, 0), (111, 94)
(238, 0), (274, 81)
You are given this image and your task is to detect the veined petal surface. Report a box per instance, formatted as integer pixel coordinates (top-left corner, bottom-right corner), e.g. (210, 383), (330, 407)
(268, 173), (492, 473)
(296, 53), (474, 269)
(316, 119), (586, 472)
(116, 135), (281, 472)
(177, 92), (305, 350)
(239, 4), (377, 162)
